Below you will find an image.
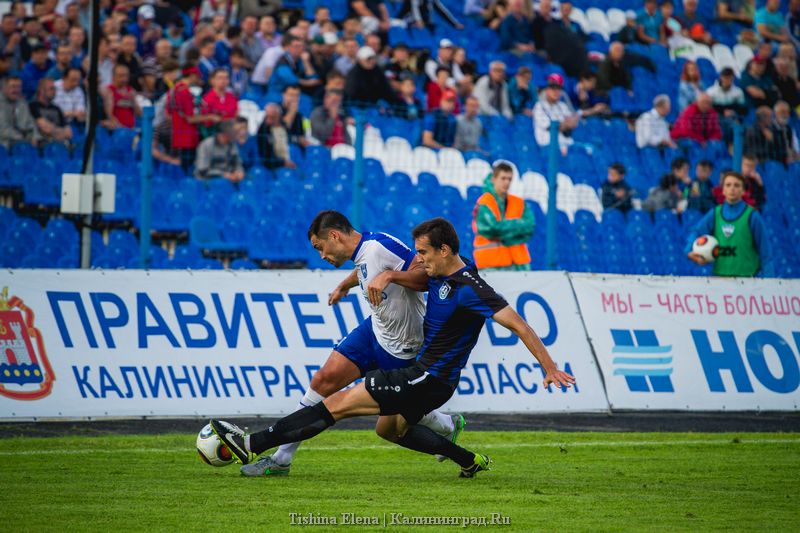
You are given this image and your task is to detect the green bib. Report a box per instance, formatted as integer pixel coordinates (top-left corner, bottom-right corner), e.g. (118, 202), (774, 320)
(713, 204), (759, 277)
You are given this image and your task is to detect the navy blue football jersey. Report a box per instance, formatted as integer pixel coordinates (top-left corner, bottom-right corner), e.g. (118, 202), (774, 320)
(416, 265), (509, 382)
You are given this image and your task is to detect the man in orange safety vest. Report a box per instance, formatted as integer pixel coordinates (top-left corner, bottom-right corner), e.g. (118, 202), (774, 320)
(471, 161), (534, 271)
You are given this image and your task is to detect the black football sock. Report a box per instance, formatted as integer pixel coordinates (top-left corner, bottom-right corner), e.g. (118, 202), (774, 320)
(396, 425), (475, 468)
(248, 403), (336, 455)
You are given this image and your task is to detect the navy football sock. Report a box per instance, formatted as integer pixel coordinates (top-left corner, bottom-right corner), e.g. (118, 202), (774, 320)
(396, 425), (475, 468)
(249, 403), (336, 455)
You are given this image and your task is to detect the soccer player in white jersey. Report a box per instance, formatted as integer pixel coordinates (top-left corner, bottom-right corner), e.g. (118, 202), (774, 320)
(240, 210), (463, 476)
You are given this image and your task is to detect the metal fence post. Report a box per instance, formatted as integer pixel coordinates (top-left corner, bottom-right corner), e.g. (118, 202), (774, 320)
(139, 106), (154, 269)
(352, 109), (365, 231)
(732, 122), (744, 172)
(545, 120), (560, 270)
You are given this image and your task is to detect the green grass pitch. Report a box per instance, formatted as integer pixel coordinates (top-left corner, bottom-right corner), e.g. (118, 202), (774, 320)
(2, 430), (799, 532)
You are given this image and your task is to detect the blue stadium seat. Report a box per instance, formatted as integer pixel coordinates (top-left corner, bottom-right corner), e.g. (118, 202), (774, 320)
(230, 258), (259, 270)
(108, 229), (138, 251)
(602, 209), (625, 227)
(190, 216), (246, 253)
(43, 142), (70, 161)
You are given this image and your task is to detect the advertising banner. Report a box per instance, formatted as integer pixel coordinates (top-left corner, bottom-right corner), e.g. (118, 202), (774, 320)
(571, 274), (800, 410)
(0, 270), (607, 419)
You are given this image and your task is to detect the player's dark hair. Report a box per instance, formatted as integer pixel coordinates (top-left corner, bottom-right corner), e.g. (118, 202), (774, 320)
(308, 210), (354, 240)
(492, 162), (513, 177)
(698, 159), (713, 169)
(742, 153), (757, 162)
(412, 218), (460, 255)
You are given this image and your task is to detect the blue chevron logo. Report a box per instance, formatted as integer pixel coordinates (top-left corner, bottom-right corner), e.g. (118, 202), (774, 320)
(610, 330), (674, 393)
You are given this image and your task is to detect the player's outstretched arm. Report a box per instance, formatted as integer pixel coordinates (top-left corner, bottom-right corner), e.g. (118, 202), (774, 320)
(492, 306), (576, 390)
(367, 256), (429, 306)
(329, 268), (359, 306)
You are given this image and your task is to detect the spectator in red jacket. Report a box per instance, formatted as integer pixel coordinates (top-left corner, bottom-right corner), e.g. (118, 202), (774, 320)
(168, 66), (219, 172)
(201, 67), (238, 129)
(670, 92), (721, 145)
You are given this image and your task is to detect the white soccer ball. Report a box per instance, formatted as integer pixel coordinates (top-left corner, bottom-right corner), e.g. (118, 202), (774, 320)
(196, 423), (235, 467)
(692, 234), (719, 263)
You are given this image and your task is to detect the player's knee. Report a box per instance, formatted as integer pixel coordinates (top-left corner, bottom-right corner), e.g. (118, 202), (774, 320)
(310, 370), (339, 397)
(375, 425), (400, 442)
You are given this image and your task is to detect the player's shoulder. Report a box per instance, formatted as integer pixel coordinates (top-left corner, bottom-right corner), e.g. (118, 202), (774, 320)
(360, 231), (413, 256)
(448, 264), (491, 292)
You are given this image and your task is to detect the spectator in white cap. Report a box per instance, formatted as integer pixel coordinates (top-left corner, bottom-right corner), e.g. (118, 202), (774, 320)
(424, 38), (464, 86)
(128, 3), (162, 58)
(613, 10), (639, 44)
(533, 73), (580, 154)
(344, 46), (398, 106)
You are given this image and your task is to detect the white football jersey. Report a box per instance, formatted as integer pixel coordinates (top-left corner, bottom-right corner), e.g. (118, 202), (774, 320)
(351, 232), (425, 359)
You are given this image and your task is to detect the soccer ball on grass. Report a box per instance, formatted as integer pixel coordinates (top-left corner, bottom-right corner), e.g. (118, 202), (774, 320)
(196, 423), (235, 467)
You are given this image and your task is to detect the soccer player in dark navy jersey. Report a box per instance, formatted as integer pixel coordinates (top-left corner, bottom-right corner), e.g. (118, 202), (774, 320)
(212, 218), (575, 477)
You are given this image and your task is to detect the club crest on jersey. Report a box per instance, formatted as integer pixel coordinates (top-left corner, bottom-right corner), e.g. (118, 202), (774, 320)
(439, 282), (451, 300)
(721, 223), (735, 238)
(0, 287), (55, 401)
(360, 264), (368, 278)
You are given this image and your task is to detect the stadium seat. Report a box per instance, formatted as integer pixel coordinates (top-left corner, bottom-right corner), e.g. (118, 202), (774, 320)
(411, 147), (438, 183)
(733, 44), (753, 73)
(331, 143), (355, 161)
(586, 8), (611, 40)
(606, 8), (626, 32)
(711, 43), (737, 74)
(230, 258), (259, 270)
(189, 216), (246, 253)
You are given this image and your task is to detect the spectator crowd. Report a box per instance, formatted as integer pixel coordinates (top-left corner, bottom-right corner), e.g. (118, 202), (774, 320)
(0, 0), (797, 201)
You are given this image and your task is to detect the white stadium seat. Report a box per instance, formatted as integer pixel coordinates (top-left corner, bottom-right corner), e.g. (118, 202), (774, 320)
(733, 44), (754, 74)
(712, 43), (738, 74)
(606, 8), (627, 33)
(436, 148), (468, 193)
(691, 43), (714, 62)
(362, 127), (385, 162)
(384, 136), (412, 154)
(382, 137), (413, 175)
(555, 173), (577, 221)
(237, 100), (264, 136)
(411, 146), (439, 183)
(573, 184), (604, 221)
(465, 158), (492, 192)
(569, 7), (591, 35)
(520, 171), (549, 212)
(331, 143), (355, 160)
(585, 8), (611, 40)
